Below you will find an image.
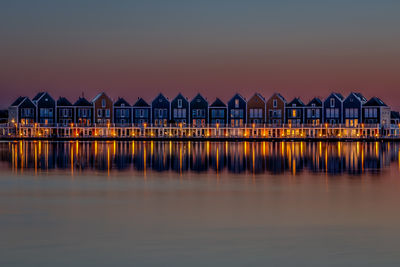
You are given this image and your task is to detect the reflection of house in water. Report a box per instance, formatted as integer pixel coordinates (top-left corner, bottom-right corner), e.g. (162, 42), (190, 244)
(3, 141), (399, 176)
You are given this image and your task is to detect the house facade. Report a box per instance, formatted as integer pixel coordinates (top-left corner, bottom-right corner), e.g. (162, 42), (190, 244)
(133, 98), (151, 126)
(305, 98), (322, 125)
(171, 93), (189, 126)
(209, 98), (227, 126)
(33, 92), (56, 124)
(92, 92), (113, 125)
(285, 98), (305, 126)
(247, 93), (265, 125)
(323, 93), (344, 125)
(190, 94), (208, 127)
(56, 97), (74, 126)
(343, 93), (366, 127)
(228, 94), (246, 127)
(362, 97), (391, 128)
(266, 93), (286, 125)
(151, 93), (170, 127)
(8, 96), (36, 124)
(74, 97), (93, 126)
(114, 97), (131, 125)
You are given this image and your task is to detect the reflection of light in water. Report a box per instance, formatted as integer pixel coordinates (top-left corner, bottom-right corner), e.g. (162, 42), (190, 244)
(107, 145), (110, 176)
(3, 141), (399, 176)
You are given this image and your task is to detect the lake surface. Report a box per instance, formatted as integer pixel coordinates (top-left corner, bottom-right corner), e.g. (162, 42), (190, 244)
(1, 141), (400, 266)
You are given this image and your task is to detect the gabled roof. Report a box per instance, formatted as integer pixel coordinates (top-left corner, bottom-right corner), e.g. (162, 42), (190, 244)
(190, 93), (208, 104)
(152, 93), (169, 104)
(172, 93), (188, 102)
(287, 98), (305, 107)
(327, 92), (344, 101)
(133, 97), (150, 107)
(364, 97), (387, 107)
(306, 97), (322, 107)
(353, 92), (367, 102)
(91, 92), (111, 103)
(11, 96), (27, 106)
(57, 97), (72, 106)
(391, 111), (400, 119)
(229, 93), (246, 103)
(74, 97), (92, 106)
(268, 93), (286, 103)
(249, 93), (266, 103)
(210, 98), (226, 108)
(114, 97), (131, 107)
(32, 92), (45, 101)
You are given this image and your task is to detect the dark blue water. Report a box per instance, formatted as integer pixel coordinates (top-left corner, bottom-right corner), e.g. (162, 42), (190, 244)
(1, 141), (400, 266)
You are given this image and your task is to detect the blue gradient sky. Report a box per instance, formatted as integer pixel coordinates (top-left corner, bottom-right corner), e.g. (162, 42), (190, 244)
(1, 0), (400, 108)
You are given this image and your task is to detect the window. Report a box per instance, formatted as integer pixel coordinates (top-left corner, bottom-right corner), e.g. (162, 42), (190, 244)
(178, 99), (182, 108)
(273, 99), (277, 108)
(334, 108), (339, 118)
(106, 109), (110, 118)
(316, 109), (320, 117)
(102, 99), (106, 108)
(326, 109), (331, 118)
(159, 109), (163, 118)
(97, 109), (102, 117)
(307, 109), (311, 117)
(235, 99), (239, 108)
(330, 98), (335, 108)
(345, 108), (349, 118)
(365, 109), (369, 118)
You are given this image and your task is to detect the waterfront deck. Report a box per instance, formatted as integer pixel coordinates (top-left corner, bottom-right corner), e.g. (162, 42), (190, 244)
(1, 123), (399, 141)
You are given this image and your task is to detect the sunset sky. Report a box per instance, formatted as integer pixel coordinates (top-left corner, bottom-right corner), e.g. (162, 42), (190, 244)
(1, 0), (400, 109)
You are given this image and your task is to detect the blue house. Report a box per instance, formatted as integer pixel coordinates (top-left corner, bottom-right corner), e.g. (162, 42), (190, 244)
(32, 92), (56, 124)
(151, 93), (170, 127)
(8, 96), (36, 124)
(74, 97), (93, 126)
(190, 93), (208, 127)
(114, 97), (131, 125)
(132, 98), (151, 126)
(209, 98), (227, 126)
(343, 93), (366, 127)
(285, 98), (305, 126)
(171, 93), (189, 126)
(305, 98), (323, 125)
(56, 97), (74, 126)
(323, 93), (344, 125)
(228, 94), (246, 127)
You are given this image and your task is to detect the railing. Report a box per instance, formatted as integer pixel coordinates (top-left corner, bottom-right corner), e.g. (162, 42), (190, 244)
(0, 122), (396, 139)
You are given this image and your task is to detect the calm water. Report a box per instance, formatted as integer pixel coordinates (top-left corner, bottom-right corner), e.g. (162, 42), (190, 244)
(1, 141), (400, 266)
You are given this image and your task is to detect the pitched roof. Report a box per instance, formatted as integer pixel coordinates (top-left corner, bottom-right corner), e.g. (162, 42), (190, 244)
(133, 98), (150, 107)
(287, 98), (305, 107)
(152, 93), (169, 104)
(364, 97), (387, 107)
(269, 93), (286, 103)
(210, 98), (226, 107)
(32, 92), (45, 101)
(114, 97), (131, 107)
(172, 93), (188, 101)
(11, 96), (27, 106)
(74, 97), (92, 106)
(91, 92), (111, 103)
(306, 97), (322, 107)
(249, 93), (266, 102)
(57, 97), (72, 106)
(190, 93), (208, 104)
(353, 92), (367, 102)
(327, 92), (344, 101)
(229, 93), (246, 103)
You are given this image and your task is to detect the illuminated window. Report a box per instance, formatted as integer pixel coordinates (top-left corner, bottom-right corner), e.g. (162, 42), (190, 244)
(292, 110), (297, 117)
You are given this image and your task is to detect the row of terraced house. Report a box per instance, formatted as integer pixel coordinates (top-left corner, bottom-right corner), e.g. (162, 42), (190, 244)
(7, 91), (400, 129)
